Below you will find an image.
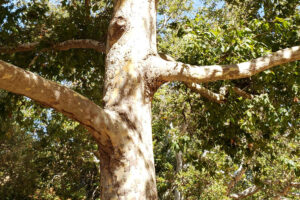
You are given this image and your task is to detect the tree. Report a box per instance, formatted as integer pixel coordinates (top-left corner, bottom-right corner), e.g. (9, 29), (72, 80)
(0, 0), (299, 199)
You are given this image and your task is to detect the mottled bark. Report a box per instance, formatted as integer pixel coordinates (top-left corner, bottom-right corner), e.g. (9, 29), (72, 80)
(185, 83), (254, 103)
(185, 83), (226, 103)
(99, 0), (158, 199)
(0, 60), (114, 146)
(148, 46), (300, 84)
(99, 106), (157, 200)
(0, 39), (105, 54)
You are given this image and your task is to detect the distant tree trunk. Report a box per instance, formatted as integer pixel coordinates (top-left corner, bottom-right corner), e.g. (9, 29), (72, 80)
(175, 151), (183, 200)
(99, 0), (159, 199)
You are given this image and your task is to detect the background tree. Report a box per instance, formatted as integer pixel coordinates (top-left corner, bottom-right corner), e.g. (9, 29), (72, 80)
(0, 0), (299, 199)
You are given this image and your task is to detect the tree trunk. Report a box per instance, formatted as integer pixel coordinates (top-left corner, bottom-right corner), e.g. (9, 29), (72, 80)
(175, 151), (183, 200)
(98, 104), (157, 199)
(99, 0), (158, 199)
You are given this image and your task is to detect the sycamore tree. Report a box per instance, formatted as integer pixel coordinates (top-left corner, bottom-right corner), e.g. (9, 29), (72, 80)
(0, 0), (299, 199)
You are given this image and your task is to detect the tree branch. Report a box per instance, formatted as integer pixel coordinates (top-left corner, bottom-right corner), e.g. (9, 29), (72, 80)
(149, 46), (300, 83)
(273, 179), (296, 200)
(0, 39), (106, 54)
(0, 60), (115, 145)
(229, 185), (260, 200)
(232, 87), (253, 99)
(185, 83), (253, 103)
(227, 164), (247, 195)
(290, 182), (300, 188)
(185, 83), (226, 103)
(229, 181), (299, 199)
(85, 0), (91, 17)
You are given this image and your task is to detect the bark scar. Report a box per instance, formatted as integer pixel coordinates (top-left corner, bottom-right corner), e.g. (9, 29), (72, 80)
(108, 16), (127, 49)
(118, 112), (137, 131)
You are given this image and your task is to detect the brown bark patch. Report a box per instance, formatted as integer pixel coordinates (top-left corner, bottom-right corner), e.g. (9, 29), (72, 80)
(108, 16), (127, 49)
(118, 112), (137, 131)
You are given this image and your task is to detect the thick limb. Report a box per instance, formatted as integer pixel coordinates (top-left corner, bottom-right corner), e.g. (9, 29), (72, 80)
(0, 60), (116, 145)
(148, 46), (300, 84)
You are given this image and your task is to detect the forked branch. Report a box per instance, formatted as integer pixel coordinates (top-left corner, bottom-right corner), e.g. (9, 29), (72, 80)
(229, 185), (260, 200)
(186, 83), (253, 103)
(0, 60), (114, 144)
(227, 164), (247, 195)
(229, 178), (299, 199)
(0, 39), (106, 54)
(149, 46), (300, 83)
(273, 179), (297, 200)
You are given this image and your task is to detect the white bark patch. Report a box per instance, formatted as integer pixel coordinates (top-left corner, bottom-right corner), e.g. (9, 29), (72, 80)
(107, 88), (119, 105)
(292, 46), (300, 51)
(32, 74), (38, 82)
(54, 90), (60, 99)
(24, 73), (30, 79)
(283, 49), (292, 59)
(123, 60), (137, 78)
(237, 62), (251, 74)
(192, 69), (207, 79)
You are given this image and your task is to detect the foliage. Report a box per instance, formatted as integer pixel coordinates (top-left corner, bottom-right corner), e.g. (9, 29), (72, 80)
(154, 0), (299, 199)
(0, 91), (101, 199)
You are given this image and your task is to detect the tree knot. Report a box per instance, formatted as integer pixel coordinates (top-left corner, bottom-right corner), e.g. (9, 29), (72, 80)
(108, 16), (128, 49)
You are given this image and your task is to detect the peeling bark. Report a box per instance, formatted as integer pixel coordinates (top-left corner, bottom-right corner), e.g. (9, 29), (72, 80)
(100, 0), (158, 199)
